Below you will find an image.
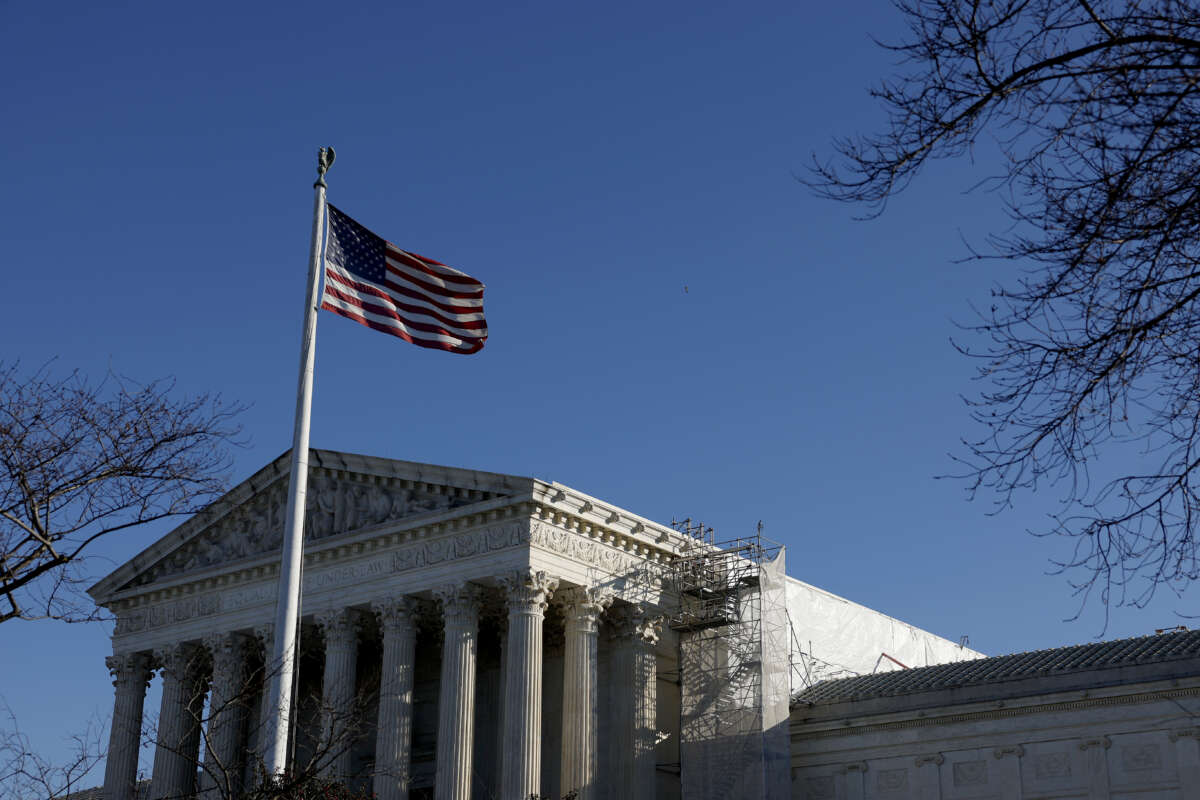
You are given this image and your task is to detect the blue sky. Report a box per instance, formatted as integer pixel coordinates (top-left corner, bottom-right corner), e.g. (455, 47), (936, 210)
(3, 0), (1193, 780)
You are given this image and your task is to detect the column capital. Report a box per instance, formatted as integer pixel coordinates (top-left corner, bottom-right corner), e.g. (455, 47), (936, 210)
(434, 583), (481, 628)
(500, 569), (560, 613)
(315, 607), (362, 647)
(106, 651), (153, 689)
(612, 604), (662, 647)
(202, 632), (249, 675)
(372, 595), (418, 633)
(253, 622), (274, 649)
(154, 641), (208, 680)
(559, 585), (615, 614)
(559, 586), (614, 635)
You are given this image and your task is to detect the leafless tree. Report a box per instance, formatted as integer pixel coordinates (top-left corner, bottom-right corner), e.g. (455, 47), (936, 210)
(135, 640), (380, 800)
(0, 362), (242, 623)
(0, 700), (106, 800)
(810, 0), (1200, 614)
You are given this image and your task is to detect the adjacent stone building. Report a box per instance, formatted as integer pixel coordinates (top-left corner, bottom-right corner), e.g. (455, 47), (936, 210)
(789, 630), (1200, 799)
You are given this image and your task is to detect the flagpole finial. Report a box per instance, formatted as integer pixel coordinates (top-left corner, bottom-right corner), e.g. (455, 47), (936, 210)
(315, 146), (336, 188)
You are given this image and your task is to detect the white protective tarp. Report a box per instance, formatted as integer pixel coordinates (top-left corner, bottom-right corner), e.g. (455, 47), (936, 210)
(758, 548), (791, 800)
(679, 547), (791, 800)
(785, 577), (983, 688)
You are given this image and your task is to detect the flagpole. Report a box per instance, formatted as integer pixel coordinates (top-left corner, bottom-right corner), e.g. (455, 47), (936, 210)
(263, 146), (335, 776)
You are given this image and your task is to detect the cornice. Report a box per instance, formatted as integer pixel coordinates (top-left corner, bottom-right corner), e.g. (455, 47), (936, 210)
(527, 482), (684, 563)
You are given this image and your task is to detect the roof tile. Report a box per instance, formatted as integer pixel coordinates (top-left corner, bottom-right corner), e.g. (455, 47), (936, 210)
(794, 629), (1200, 705)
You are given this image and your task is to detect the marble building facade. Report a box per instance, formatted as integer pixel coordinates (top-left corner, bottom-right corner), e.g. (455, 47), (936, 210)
(90, 450), (688, 800)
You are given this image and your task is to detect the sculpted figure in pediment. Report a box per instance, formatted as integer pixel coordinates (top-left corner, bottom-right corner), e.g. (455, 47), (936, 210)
(388, 488), (412, 519)
(122, 474), (493, 590)
(367, 485), (393, 526)
(307, 476), (337, 539)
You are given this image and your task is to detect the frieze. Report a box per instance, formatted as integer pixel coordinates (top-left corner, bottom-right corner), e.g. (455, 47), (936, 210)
(529, 521), (663, 580)
(393, 522), (527, 572)
(115, 591), (222, 635)
(305, 557), (392, 591)
(223, 585), (275, 612)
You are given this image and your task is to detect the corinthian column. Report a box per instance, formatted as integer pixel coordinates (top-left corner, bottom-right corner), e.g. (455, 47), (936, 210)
(611, 605), (662, 800)
(560, 586), (613, 800)
(150, 643), (209, 800)
(434, 583), (481, 800)
(630, 612), (661, 800)
(500, 569), (559, 800)
(199, 633), (249, 799)
(103, 652), (152, 800)
(252, 623), (275, 770)
(316, 608), (361, 779)
(372, 597), (418, 800)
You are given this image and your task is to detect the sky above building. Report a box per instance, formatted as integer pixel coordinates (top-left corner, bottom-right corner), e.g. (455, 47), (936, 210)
(3, 0), (1194, 780)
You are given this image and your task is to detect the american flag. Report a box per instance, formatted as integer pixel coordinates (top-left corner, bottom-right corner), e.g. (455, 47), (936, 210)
(320, 204), (488, 354)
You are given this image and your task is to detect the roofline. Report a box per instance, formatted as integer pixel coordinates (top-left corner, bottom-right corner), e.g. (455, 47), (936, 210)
(87, 448), (537, 602)
(791, 656), (1200, 728)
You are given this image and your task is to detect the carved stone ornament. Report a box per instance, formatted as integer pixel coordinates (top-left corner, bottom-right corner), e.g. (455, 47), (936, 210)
(253, 622), (275, 653)
(315, 608), (362, 648)
(500, 569), (559, 613)
(876, 769), (908, 792)
(529, 520), (660, 580)
(434, 583), (481, 627)
(372, 596), (418, 633)
(558, 585), (615, 634)
(126, 473), (477, 588)
(610, 603), (663, 646)
(914, 753), (944, 767)
(106, 651), (153, 689)
(154, 642), (208, 681)
(203, 632), (248, 681)
(952, 760), (987, 787)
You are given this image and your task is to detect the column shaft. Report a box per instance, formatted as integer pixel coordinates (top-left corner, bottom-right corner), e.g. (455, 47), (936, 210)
(434, 584), (480, 800)
(631, 629), (658, 800)
(611, 606), (660, 800)
(253, 624), (275, 772)
(317, 608), (360, 779)
(373, 598), (417, 800)
(150, 644), (208, 800)
(495, 625), (508, 798)
(560, 587), (611, 800)
(103, 652), (152, 800)
(500, 570), (558, 800)
(199, 634), (248, 799)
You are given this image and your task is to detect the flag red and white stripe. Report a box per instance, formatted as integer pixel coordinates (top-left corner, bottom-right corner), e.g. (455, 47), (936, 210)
(320, 203), (488, 354)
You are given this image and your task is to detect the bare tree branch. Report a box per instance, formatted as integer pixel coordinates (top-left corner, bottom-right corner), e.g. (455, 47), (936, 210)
(810, 0), (1200, 618)
(0, 362), (244, 623)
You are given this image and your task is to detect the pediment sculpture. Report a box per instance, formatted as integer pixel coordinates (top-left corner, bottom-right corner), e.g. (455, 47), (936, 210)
(122, 474), (477, 589)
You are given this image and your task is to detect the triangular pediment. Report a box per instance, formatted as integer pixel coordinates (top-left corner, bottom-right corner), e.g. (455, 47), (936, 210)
(89, 449), (535, 602)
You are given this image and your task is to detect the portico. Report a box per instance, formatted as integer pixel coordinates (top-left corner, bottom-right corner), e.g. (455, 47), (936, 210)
(90, 450), (680, 800)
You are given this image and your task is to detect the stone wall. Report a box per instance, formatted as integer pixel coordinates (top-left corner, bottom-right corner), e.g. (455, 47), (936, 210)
(789, 667), (1200, 799)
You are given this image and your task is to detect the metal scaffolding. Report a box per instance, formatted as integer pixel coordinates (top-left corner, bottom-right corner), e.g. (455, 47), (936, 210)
(666, 521), (790, 800)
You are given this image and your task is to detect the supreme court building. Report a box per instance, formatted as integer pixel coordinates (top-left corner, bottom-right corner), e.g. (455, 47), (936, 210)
(88, 450), (977, 800)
